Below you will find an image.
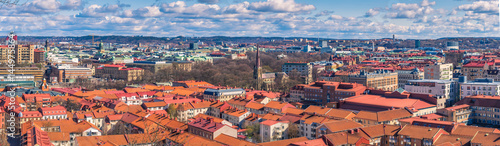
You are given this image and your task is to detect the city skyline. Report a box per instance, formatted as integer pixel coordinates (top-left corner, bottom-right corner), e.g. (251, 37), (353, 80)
(0, 0), (498, 39)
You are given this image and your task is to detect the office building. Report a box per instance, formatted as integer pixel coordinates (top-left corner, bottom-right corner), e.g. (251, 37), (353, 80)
(49, 64), (92, 83)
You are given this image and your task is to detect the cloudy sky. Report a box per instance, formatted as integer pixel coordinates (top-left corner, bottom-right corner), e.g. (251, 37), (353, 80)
(0, 0), (498, 39)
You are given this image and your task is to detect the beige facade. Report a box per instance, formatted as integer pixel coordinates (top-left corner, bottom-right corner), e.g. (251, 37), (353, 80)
(0, 45), (35, 64)
(349, 70), (398, 91)
(260, 120), (289, 142)
(424, 63), (453, 80)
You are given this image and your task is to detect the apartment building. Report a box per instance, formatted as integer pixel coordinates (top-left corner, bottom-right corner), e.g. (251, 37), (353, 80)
(349, 70), (398, 91)
(436, 104), (471, 124)
(405, 79), (458, 107)
(221, 108), (251, 127)
(176, 101), (212, 122)
(459, 78), (500, 99)
(315, 120), (363, 138)
(260, 120), (289, 142)
(263, 101), (295, 114)
(299, 114), (337, 139)
(282, 62), (313, 84)
(398, 67), (424, 88)
(397, 125), (449, 146)
(0, 45), (35, 64)
(424, 63), (453, 80)
(352, 109), (413, 126)
(290, 81), (366, 105)
(187, 117), (237, 140)
(38, 106), (67, 120)
(462, 61), (493, 81)
(95, 64), (144, 81)
(456, 95), (500, 126)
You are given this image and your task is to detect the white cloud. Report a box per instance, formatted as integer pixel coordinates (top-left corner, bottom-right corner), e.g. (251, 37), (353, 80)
(77, 4), (122, 17)
(61, 0), (85, 10)
(248, 0), (315, 13)
(21, 0), (61, 14)
(198, 0), (219, 4)
(457, 0), (499, 15)
(364, 8), (380, 17)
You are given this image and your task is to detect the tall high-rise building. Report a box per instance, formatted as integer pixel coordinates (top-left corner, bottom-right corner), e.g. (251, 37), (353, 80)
(189, 43), (198, 50)
(415, 40), (421, 48)
(254, 46), (263, 90)
(99, 41), (105, 53)
(320, 40), (328, 48)
(446, 41), (459, 50)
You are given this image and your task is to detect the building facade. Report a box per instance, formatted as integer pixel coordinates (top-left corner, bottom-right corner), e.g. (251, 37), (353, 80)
(282, 62), (313, 84)
(459, 78), (500, 99)
(349, 70), (398, 91)
(397, 68), (424, 88)
(0, 45), (35, 64)
(405, 79), (458, 108)
(424, 63), (453, 80)
(95, 64), (144, 81)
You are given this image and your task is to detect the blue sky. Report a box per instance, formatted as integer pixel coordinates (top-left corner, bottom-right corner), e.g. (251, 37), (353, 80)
(0, 0), (498, 39)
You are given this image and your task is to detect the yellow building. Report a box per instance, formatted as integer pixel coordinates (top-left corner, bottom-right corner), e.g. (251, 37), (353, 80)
(0, 67), (44, 82)
(0, 45), (35, 64)
(349, 70), (398, 91)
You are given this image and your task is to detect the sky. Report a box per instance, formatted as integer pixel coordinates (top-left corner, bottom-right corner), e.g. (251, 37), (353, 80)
(0, 0), (498, 39)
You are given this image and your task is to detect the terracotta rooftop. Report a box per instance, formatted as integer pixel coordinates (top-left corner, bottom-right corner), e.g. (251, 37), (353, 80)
(354, 109), (413, 122)
(214, 134), (256, 146)
(471, 131), (500, 145)
(188, 117), (226, 133)
(259, 137), (309, 146)
(451, 125), (500, 137)
(398, 125), (448, 139)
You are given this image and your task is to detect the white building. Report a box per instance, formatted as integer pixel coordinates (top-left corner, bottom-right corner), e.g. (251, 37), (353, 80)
(460, 78), (500, 99)
(221, 108), (251, 127)
(260, 120), (289, 142)
(424, 63), (453, 80)
(405, 79), (457, 108)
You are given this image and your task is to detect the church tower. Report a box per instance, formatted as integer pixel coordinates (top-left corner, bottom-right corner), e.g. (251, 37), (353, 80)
(99, 41), (105, 53)
(254, 46), (263, 90)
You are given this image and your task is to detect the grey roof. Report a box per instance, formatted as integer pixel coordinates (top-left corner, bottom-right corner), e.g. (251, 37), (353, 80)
(407, 79), (453, 84)
(203, 88), (245, 96)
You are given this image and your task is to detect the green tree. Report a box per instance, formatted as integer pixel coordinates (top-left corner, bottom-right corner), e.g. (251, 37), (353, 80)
(245, 124), (261, 143)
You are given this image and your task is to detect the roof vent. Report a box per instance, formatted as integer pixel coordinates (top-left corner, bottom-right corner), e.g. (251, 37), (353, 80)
(428, 128), (432, 131)
(485, 133), (489, 136)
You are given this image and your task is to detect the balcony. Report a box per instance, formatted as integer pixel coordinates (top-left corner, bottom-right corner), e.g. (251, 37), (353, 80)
(456, 110), (472, 115)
